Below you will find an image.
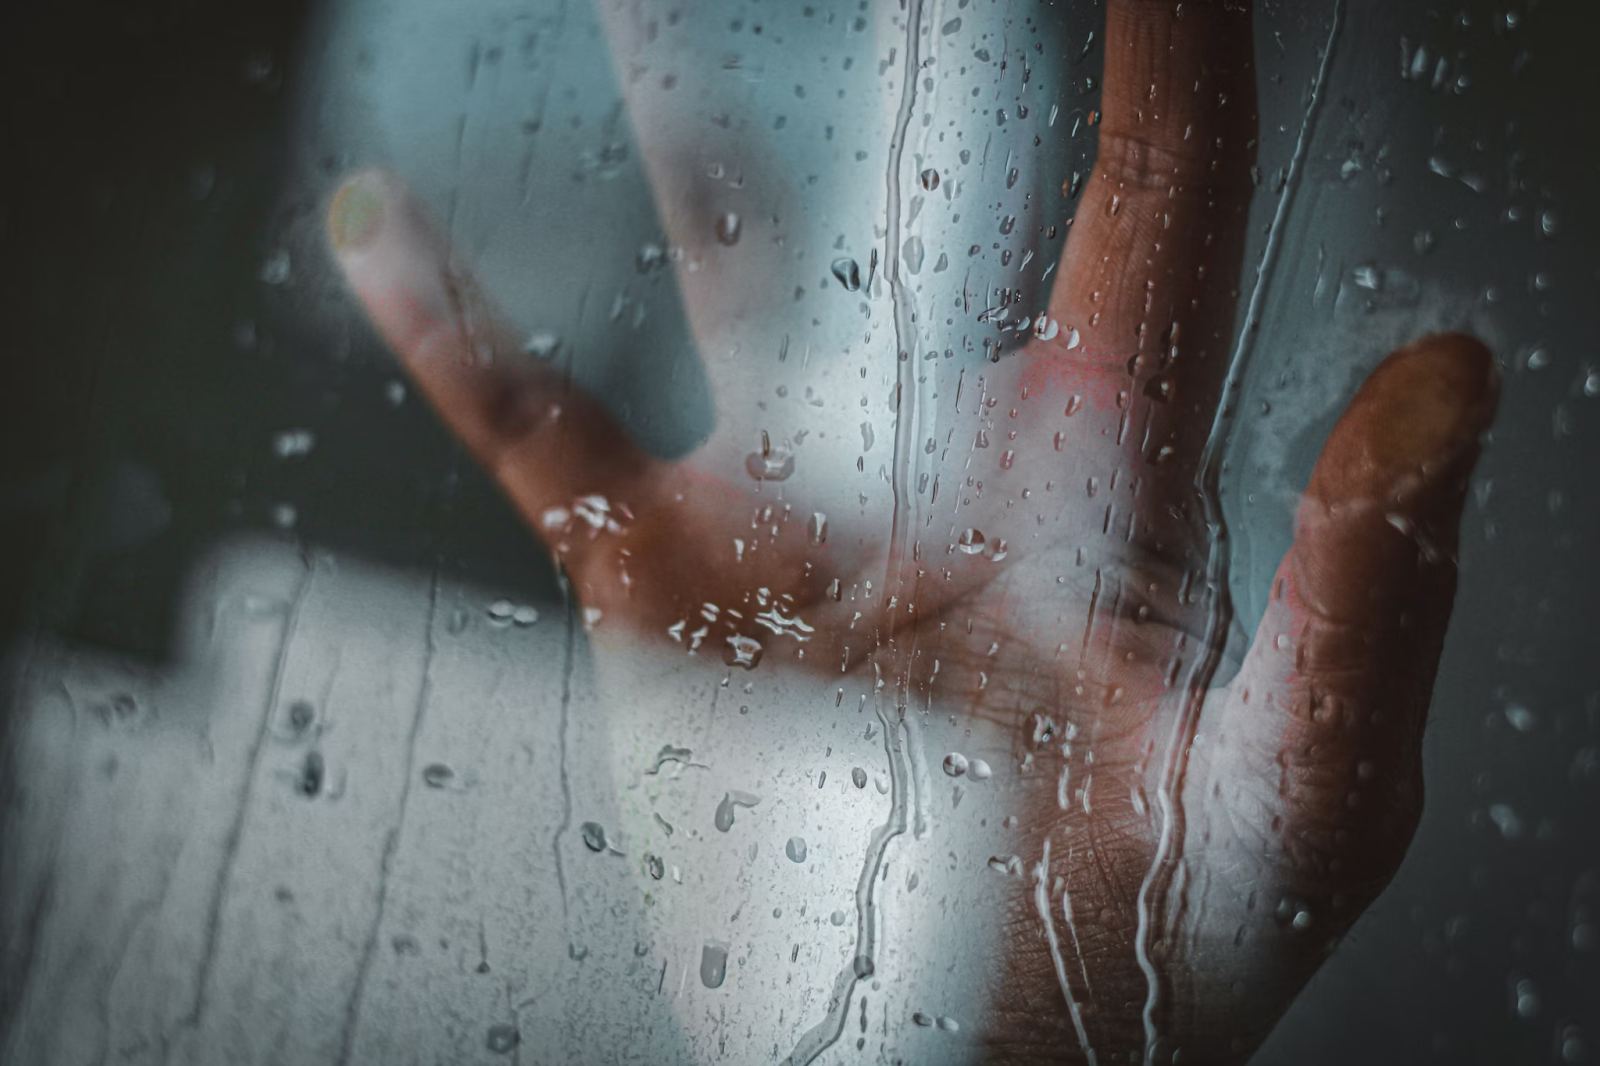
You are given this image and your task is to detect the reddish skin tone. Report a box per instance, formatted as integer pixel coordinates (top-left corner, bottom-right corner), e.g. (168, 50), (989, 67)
(330, 2), (1498, 1061)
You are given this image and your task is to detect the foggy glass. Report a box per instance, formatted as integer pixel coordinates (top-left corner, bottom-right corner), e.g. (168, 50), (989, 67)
(1, 1), (1595, 1064)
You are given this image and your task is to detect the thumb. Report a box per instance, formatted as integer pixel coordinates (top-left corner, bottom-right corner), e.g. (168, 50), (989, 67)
(1225, 333), (1498, 893)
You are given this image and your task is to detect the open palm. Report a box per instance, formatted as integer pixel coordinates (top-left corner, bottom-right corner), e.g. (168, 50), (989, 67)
(328, 1), (1495, 1062)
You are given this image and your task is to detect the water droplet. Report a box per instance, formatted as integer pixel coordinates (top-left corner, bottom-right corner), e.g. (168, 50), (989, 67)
(851, 766), (867, 789)
(580, 821), (608, 852)
(636, 242), (668, 273)
(644, 853), (664, 880)
(1504, 703), (1537, 732)
(700, 941), (729, 988)
(830, 909), (847, 926)
(999, 215), (1016, 235)
(920, 168), (940, 191)
(940, 17), (962, 35)
(1515, 978), (1541, 1019)
(512, 604), (539, 626)
(714, 790), (761, 832)
(809, 512), (828, 545)
(902, 235), (924, 274)
(714, 212), (742, 246)
(785, 836), (809, 863)
(913, 1012), (935, 1027)
(745, 448), (796, 481)
(1032, 314), (1060, 341)
(485, 1024), (520, 1054)
(938, 1016), (961, 1032)
(942, 752), (969, 777)
(969, 758), (992, 780)
(421, 763), (454, 788)
(831, 257), (862, 291)
(271, 429), (315, 458)
(297, 750), (324, 797)
(523, 331), (561, 360)
(286, 700), (315, 732)
(957, 529), (986, 555)
(487, 599), (515, 627)
(724, 635), (764, 670)
(1584, 370), (1600, 398)
(259, 250), (291, 285)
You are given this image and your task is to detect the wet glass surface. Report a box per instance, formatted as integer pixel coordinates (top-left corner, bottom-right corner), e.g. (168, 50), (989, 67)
(2, 1), (1597, 1063)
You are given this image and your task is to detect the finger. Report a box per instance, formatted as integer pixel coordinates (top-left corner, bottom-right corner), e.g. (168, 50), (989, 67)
(328, 170), (667, 573)
(1225, 333), (1498, 889)
(1037, 0), (1257, 463)
(591, 2), (807, 424)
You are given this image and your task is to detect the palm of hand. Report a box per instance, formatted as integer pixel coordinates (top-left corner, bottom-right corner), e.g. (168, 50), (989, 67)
(329, 2), (1495, 1061)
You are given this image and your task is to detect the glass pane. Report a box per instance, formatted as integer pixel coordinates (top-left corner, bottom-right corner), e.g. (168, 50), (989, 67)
(2, 1), (1594, 1064)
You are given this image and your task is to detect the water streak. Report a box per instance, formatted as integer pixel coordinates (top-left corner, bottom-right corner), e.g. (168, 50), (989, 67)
(1131, 3), (1347, 1061)
(779, 5), (928, 1061)
(779, 703), (911, 1065)
(1035, 839), (1097, 1066)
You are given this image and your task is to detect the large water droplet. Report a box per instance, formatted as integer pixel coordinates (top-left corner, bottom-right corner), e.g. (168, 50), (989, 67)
(920, 168), (940, 191)
(831, 258), (862, 291)
(700, 941), (729, 988)
(724, 635), (764, 670)
(714, 790), (762, 832)
(580, 821), (608, 852)
(785, 836), (808, 863)
(714, 212), (742, 246)
(745, 449), (795, 481)
(902, 236), (924, 275)
(957, 529), (986, 555)
(943, 752), (970, 777)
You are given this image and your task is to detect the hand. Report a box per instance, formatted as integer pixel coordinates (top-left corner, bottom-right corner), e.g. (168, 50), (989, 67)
(327, 1), (1496, 1061)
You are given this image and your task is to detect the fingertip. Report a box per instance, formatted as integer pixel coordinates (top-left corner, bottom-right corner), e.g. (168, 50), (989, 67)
(1310, 332), (1498, 506)
(328, 170), (394, 255)
(1385, 331), (1500, 431)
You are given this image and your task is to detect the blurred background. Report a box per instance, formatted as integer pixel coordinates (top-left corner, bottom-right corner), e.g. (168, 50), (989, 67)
(2, 0), (1596, 1062)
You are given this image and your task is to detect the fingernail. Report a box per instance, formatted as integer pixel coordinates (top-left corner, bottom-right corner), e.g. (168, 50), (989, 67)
(329, 174), (385, 252)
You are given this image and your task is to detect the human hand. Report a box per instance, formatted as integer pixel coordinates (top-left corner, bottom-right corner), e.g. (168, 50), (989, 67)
(327, 1), (1496, 1061)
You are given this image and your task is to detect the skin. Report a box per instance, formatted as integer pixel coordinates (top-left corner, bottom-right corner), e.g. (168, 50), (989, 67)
(328, 1), (1497, 1061)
